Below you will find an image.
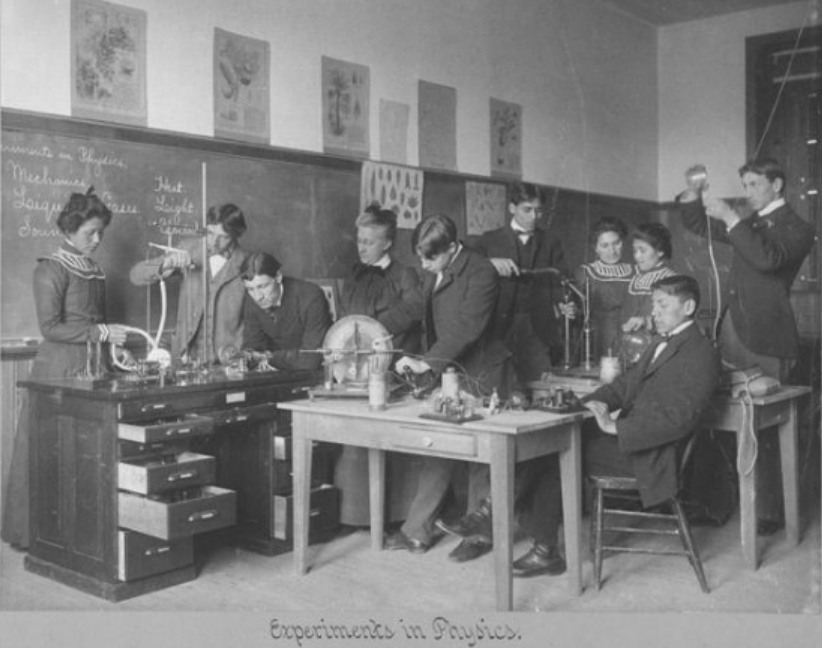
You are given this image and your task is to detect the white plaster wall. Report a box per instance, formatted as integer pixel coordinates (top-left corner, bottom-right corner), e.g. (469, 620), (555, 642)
(657, 1), (815, 201)
(1, 0), (658, 200)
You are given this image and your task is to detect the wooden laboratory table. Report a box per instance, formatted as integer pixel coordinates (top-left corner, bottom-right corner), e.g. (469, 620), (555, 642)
(279, 396), (589, 611)
(529, 377), (812, 571)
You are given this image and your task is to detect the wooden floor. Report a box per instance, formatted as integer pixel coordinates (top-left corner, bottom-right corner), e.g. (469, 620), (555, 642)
(2, 489), (819, 614)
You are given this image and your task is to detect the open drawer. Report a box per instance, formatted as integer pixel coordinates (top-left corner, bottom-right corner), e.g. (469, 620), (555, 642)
(117, 530), (193, 582)
(119, 486), (236, 540)
(118, 414), (214, 443)
(119, 452), (216, 495)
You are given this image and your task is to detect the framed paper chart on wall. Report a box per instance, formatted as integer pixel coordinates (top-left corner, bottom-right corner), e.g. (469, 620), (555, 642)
(71, 0), (147, 126)
(214, 28), (270, 144)
(322, 56), (370, 158)
(360, 161), (423, 230)
(490, 98), (522, 179)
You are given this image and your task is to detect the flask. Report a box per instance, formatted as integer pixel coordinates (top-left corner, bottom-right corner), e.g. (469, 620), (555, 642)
(599, 355), (621, 384)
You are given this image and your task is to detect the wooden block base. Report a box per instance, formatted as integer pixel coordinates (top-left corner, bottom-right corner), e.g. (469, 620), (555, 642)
(25, 554), (197, 602)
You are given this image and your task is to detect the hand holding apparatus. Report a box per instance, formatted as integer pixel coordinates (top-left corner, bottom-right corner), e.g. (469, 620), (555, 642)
(704, 194), (739, 228)
(397, 356), (430, 375)
(685, 164), (709, 193)
(489, 257), (521, 277)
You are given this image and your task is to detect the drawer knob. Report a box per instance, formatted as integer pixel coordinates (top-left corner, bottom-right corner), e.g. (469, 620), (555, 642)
(144, 546), (171, 557)
(188, 509), (218, 522)
(167, 470), (197, 482)
(141, 403), (168, 413)
(422, 437), (433, 448)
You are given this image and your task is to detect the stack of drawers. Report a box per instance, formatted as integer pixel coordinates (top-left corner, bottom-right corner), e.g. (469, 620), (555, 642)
(116, 414), (237, 581)
(271, 427), (339, 542)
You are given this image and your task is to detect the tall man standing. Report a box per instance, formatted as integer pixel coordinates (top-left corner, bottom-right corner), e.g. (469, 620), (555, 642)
(678, 157), (815, 532)
(438, 182), (570, 562)
(473, 182), (569, 379)
(131, 203), (251, 364)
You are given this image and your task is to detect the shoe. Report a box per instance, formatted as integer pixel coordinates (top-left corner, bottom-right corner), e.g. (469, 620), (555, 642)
(436, 498), (492, 540)
(448, 538), (493, 563)
(384, 530), (429, 554)
(689, 514), (727, 528)
(512, 543), (566, 578)
(757, 519), (783, 536)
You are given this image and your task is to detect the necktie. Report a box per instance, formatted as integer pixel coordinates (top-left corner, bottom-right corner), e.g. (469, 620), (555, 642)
(651, 333), (670, 362)
(354, 262), (385, 278)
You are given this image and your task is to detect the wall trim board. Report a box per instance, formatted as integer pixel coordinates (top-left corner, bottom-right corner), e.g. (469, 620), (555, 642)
(2, 109), (362, 174)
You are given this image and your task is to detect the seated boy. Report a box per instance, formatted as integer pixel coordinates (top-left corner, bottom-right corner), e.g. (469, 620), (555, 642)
(513, 274), (721, 577)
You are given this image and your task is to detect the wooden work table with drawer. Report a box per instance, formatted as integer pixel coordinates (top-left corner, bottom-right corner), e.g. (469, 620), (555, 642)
(20, 368), (337, 602)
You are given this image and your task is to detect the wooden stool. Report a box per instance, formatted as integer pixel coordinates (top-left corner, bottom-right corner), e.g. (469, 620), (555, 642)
(589, 435), (709, 593)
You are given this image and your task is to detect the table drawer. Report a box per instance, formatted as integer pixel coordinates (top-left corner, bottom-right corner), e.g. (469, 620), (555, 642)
(118, 439), (190, 460)
(208, 403), (279, 426)
(273, 484), (340, 541)
(119, 452), (216, 495)
(118, 414), (214, 443)
(117, 530), (193, 582)
(119, 486), (236, 540)
(389, 425), (477, 457)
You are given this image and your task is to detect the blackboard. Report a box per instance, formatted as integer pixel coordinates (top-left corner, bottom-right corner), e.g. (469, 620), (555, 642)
(1, 110), (361, 341)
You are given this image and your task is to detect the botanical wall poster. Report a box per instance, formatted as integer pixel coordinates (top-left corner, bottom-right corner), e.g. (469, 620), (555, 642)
(379, 99), (410, 165)
(466, 181), (508, 236)
(214, 28), (270, 143)
(71, 0), (147, 125)
(361, 161), (423, 230)
(322, 56), (370, 158)
(490, 98), (522, 178)
(418, 80), (457, 171)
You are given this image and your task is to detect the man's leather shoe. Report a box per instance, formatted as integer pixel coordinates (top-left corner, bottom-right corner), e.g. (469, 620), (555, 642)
(384, 530), (429, 554)
(512, 543), (566, 578)
(757, 519), (783, 536)
(436, 499), (492, 540)
(447, 538), (493, 563)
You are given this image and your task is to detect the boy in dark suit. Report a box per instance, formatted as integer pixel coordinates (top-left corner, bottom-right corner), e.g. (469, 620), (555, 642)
(513, 275), (721, 577)
(472, 182), (569, 379)
(386, 214), (511, 553)
(240, 252), (331, 371)
(437, 182), (571, 562)
(678, 157), (814, 532)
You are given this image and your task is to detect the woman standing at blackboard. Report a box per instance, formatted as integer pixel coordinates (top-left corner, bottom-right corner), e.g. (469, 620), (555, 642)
(335, 204), (424, 527)
(2, 189), (128, 550)
(130, 203), (250, 364)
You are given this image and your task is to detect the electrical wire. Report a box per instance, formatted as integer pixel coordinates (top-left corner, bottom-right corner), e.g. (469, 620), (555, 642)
(752, 7), (813, 159)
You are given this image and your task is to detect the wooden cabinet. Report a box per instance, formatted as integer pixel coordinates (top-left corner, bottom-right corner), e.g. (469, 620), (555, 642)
(22, 369), (337, 601)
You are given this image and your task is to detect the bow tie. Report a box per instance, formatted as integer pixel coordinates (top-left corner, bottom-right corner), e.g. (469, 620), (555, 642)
(354, 263), (385, 278)
(751, 217), (774, 231)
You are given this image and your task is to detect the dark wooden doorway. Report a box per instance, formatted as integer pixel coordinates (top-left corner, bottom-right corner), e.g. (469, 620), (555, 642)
(747, 24), (822, 339)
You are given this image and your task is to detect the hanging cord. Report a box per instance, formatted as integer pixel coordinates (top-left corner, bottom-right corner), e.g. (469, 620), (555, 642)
(705, 209), (723, 341)
(736, 378), (759, 477)
(752, 9), (813, 159)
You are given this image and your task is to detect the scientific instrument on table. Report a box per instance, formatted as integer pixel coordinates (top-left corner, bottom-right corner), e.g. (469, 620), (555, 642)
(413, 367), (482, 424)
(307, 315), (394, 399)
(556, 273), (596, 376)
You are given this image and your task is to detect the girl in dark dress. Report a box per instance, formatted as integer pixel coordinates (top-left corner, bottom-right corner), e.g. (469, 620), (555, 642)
(576, 217), (635, 359)
(1, 189), (127, 549)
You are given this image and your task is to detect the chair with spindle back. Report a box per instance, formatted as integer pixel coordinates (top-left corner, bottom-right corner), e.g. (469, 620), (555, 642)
(589, 432), (710, 593)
